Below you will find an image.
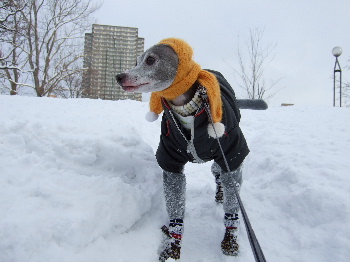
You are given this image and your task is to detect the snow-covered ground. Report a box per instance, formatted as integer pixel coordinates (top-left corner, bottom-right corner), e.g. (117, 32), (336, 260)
(0, 95), (349, 262)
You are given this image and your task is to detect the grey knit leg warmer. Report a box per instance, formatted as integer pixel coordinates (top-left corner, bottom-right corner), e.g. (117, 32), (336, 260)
(212, 163), (243, 256)
(162, 170), (186, 220)
(211, 162), (224, 203)
(217, 163), (243, 215)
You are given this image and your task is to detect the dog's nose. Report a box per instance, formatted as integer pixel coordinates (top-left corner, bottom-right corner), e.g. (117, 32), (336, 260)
(116, 73), (126, 85)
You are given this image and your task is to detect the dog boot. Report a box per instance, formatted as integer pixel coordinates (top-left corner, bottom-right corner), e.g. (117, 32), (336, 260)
(221, 213), (240, 256)
(158, 219), (183, 261)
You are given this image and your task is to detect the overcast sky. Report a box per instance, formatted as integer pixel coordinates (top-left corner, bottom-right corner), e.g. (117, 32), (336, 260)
(94, 0), (349, 106)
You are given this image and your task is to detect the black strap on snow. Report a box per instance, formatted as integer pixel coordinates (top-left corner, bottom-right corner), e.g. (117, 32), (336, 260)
(235, 191), (267, 262)
(200, 87), (267, 262)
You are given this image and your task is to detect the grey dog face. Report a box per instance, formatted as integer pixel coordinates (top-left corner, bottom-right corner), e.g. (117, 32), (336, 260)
(116, 44), (179, 93)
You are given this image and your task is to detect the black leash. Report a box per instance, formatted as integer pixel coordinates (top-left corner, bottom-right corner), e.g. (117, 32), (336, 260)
(199, 87), (267, 262)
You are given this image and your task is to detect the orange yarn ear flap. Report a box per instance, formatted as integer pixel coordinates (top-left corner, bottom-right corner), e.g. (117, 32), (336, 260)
(149, 92), (164, 115)
(197, 70), (223, 123)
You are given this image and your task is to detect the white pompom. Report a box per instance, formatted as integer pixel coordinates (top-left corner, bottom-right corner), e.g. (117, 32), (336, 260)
(145, 111), (159, 122)
(208, 122), (225, 138)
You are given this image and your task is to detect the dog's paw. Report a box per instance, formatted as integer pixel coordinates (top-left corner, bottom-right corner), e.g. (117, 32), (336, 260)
(145, 111), (159, 122)
(208, 122), (225, 138)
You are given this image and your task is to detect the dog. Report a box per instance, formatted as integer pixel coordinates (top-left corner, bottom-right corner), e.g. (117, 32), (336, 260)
(116, 38), (250, 261)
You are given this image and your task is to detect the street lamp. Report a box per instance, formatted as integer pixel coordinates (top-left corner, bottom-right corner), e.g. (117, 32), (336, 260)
(332, 46), (342, 107)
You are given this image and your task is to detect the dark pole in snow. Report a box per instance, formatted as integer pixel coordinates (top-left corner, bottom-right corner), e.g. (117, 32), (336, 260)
(332, 47), (342, 107)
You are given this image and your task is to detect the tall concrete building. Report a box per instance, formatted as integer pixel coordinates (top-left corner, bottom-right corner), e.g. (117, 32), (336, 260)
(82, 24), (144, 101)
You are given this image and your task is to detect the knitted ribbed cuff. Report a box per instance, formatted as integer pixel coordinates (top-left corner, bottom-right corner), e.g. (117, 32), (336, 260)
(224, 213), (240, 229)
(169, 219), (184, 239)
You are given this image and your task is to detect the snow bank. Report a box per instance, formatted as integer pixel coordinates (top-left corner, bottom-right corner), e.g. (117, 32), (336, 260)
(0, 96), (165, 261)
(0, 95), (349, 262)
(241, 106), (350, 262)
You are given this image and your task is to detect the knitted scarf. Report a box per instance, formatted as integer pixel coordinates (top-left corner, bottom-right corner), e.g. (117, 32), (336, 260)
(149, 38), (223, 124)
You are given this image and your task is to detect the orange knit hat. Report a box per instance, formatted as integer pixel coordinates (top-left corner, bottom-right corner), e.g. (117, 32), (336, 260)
(148, 38), (223, 125)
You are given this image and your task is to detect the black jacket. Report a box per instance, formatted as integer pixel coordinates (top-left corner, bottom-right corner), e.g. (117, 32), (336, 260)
(156, 70), (249, 173)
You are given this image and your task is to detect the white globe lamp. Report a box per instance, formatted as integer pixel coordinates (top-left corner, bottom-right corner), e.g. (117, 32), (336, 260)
(332, 46), (342, 57)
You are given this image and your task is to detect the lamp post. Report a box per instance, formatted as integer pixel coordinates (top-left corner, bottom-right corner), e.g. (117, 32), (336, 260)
(332, 46), (342, 107)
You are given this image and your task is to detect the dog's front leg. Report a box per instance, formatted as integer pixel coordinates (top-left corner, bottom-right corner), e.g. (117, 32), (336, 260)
(158, 170), (186, 261)
(162, 170), (186, 220)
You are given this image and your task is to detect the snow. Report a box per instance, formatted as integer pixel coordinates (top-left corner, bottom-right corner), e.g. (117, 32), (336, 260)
(0, 95), (349, 262)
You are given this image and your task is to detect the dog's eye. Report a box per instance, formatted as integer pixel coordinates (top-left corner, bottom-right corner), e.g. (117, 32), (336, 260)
(146, 56), (156, 66)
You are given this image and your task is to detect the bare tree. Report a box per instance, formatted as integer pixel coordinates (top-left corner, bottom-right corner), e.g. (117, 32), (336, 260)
(22, 0), (101, 97)
(0, 0), (26, 34)
(341, 57), (350, 107)
(1, 0), (100, 97)
(53, 67), (84, 98)
(0, 0), (28, 95)
(233, 28), (282, 100)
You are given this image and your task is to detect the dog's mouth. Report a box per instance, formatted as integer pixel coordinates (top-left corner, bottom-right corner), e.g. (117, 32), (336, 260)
(121, 83), (149, 92)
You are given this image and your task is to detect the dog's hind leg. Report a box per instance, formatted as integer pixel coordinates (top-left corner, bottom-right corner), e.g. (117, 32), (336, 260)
(159, 170), (186, 261)
(219, 164), (243, 256)
(221, 165), (242, 214)
(211, 162), (224, 203)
